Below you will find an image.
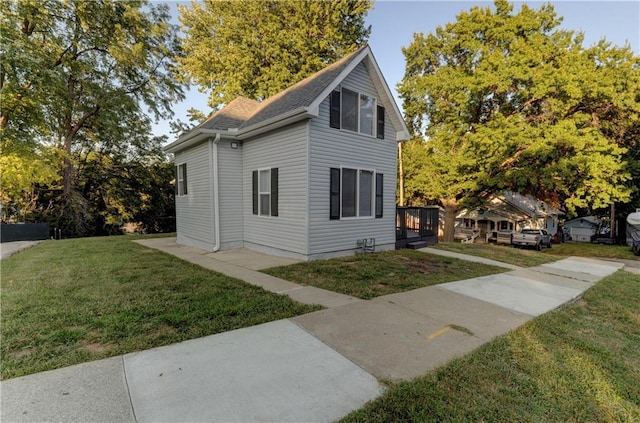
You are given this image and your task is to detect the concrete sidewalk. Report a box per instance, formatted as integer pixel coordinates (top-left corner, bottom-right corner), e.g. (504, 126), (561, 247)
(0, 240), (42, 259)
(0, 240), (626, 422)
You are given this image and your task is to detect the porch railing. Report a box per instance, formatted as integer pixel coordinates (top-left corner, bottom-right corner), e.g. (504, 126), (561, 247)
(396, 206), (439, 240)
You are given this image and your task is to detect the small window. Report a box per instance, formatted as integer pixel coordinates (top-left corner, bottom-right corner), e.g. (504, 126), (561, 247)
(176, 163), (187, 196)
(252, 168), (278, 217)
(259, 169), (270, 216)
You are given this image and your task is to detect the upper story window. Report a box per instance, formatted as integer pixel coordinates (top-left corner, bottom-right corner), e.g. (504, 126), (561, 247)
(330, 88), (385, 139)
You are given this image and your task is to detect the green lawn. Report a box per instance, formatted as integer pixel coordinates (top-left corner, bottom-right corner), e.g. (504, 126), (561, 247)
(433, 241), (638, 267)
(433, 242), (556, 267)
(263, 250), (507, 299)
(545, 242), (638, 260)
(342, 270), (640, 422)
(0, 236), (319, 380)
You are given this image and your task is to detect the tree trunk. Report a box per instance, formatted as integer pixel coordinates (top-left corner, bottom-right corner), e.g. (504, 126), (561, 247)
(441, 198), (460, 243)
(62, 131), (74, 197)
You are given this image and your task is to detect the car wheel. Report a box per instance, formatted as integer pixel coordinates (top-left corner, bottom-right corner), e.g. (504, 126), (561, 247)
(548, 241), (552, 249)
(536, 242), (542, 251)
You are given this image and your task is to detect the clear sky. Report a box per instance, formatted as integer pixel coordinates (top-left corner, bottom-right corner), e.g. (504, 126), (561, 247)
(153, 0), (640, 139)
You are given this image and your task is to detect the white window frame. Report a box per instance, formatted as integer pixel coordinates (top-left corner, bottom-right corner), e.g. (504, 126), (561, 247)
(340, 166), (376, 219)
(258, 167), (271, 217)
(340, 87), (377, 137)
(177, 163), (187, 196)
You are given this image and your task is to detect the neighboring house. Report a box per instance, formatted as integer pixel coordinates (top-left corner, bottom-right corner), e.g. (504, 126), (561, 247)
(164, 45), (410, 260)
(563, 216), (600, 242)
(455, 192), (563, 243)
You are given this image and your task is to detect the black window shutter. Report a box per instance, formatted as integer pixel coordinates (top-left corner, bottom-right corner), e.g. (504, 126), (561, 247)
(330, 168), (340, 220)
(181, 163), (188, 195)
(252, 170), (258, 215)
(376, 105), (385, 139)
(330, 90), (341, 129)
(174, 165), (179, 195)
(375, 173), (383, 218)
(270, 168), (278, 217)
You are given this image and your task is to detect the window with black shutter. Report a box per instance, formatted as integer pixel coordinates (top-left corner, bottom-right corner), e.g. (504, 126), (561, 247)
(375, 173), (383, 218)
(329, 88), (385, 138)
(252, 168), (278, 217)
(330, 90), (341, 129)
(330, 168), (341, 220)
(330, 168), (383, 219)
(376, 105), (385, 139)
(176, 163), (188, 196)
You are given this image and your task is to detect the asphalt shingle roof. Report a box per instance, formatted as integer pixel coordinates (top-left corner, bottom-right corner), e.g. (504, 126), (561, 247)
(196, 46), (367, 132)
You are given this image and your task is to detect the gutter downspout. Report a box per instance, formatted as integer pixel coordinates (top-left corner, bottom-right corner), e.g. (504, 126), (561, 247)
(210, 133), (221, 252)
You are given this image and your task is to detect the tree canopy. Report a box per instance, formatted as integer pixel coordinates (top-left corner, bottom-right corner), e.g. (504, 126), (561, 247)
(178, 0), (372, 113)
(1, 0), (183, 235)
(399, 0), (640, 240)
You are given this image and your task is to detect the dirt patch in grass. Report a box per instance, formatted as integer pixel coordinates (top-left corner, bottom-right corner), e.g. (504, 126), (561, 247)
(83, 343), (111, 354)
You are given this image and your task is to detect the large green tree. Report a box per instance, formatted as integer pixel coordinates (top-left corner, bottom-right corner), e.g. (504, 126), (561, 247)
(1, 0), (184, 234)
(399, 0), (639, 241)
(178, 0), (372, 113)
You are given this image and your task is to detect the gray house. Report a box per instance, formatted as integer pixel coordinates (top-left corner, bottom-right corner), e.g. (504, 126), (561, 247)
(164, 46), (410, 260)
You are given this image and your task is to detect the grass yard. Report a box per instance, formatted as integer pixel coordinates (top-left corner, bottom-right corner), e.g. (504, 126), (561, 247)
(342, 270), (640, 422)
(263, 249), (507, 299)
(433, 242), (556, 267)
(545, 242), (638, 260)
(0, 236), (319, 380)
(434, 241), (638, 267)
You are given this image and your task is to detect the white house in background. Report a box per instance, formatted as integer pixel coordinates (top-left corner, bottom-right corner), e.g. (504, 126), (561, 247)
(455, 191), (564, 243)
(164, 45), (410, 260)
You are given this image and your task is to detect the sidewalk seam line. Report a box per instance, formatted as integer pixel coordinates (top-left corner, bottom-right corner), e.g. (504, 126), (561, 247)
(121, 356), (138, 423)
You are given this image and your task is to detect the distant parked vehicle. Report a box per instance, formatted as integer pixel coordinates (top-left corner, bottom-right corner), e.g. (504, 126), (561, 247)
(627, 212), (640, 256)
(512, 229), (552, 251)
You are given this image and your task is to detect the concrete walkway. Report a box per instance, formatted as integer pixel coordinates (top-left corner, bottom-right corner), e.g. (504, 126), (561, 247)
(0, 240), (42, 259)
(0, 239), (627, 422)
(420, 246), (523, 270)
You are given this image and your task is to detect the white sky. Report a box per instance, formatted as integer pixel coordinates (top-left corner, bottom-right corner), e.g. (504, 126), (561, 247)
(152, 0), (640, 139)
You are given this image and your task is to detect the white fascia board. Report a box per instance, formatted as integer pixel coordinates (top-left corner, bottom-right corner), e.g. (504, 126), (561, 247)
(307, 47), (371, 113)
(164, 129), (233, 154)
(235, 107), (314, 139)
(364, 49), (411, 139)
(396, 130), (412, 142)
(307, 45), (411, 141)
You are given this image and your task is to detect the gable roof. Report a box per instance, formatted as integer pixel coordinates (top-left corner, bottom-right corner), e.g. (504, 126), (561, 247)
(458, 191), (564, 221)
(197, 97), (260, 131)
(165, 45), (410, 153)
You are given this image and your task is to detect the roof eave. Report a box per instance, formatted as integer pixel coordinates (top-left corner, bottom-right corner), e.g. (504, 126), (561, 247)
(163, 128), (235, 154)
(236, 107), (314, 139)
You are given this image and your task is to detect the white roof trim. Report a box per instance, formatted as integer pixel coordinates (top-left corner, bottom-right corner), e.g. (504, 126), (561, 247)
(166, 45), (411, 153)
(308, 45), (410, 141)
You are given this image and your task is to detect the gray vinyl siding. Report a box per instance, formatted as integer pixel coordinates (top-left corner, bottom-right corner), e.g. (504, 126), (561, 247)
(243, 122), (309, 255)
(308, 62), (397, 256)
(217, 141), (243, 249)
(175, 141), (215, 251)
